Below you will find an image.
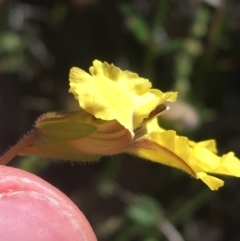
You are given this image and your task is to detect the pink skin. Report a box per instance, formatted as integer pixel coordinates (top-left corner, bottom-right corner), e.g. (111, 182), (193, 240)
(0, 165), (97, 241)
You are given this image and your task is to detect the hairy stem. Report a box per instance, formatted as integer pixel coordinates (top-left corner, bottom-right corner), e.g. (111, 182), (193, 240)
(0, 128), (41, 165)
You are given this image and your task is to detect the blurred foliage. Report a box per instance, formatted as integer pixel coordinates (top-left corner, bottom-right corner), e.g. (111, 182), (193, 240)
(1, 0), (240, 240)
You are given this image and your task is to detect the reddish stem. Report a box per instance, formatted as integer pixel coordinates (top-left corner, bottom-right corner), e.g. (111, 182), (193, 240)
(0, 129), (41, 165)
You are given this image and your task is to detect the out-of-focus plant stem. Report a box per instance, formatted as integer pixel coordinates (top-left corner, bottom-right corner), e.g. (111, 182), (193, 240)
(97, 181), (213, 240)
(169, 189), (213, 225)
(142, 0), (170, 80)
(193, 5), (227, 98)
(174, 4), (211, 99)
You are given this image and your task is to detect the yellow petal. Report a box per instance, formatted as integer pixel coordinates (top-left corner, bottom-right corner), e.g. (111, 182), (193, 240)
(192, 145), (240, 177)
(71, 60), (177, 131)
(196, 172), (224, 191)
(127, 130), (240, 190)
(133, 90), (177, 128)
(69, 63), (134, 133)
(144, 117), (166, 133)
(89, 60), (152, 95)
(127, 131), (196, 177)
(189, 140), (217, 153)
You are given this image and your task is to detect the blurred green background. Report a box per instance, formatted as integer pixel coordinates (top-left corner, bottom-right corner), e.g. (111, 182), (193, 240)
(1, 0), (240, 240)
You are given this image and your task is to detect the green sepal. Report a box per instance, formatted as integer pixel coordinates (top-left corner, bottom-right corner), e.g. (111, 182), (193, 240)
(36, 111), (97, 141)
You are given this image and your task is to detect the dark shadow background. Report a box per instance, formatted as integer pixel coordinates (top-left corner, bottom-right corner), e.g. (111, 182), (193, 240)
(1, 0), (240, 240)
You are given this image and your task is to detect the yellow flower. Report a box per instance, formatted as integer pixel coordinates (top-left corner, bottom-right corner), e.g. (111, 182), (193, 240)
(19, 60), (240, 190)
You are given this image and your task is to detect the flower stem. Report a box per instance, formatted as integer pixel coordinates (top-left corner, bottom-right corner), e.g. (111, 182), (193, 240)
(0, 128), (41, 165)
